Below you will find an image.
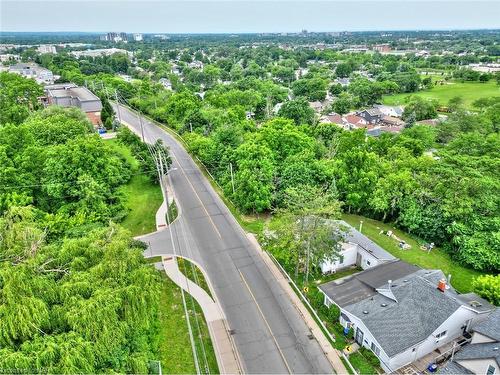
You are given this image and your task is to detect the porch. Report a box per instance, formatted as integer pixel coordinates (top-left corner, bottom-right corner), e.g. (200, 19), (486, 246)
(396, 335), (471, 375)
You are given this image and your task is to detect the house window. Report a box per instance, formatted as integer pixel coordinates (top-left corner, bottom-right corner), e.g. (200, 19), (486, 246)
(371, 342), (381, 357)
(412, 348), (416, 352)
(366, 260), (371, 266)
(486, 365), (495, 375)
(339, 255), (345, 264)
(435, 330), (447, 340)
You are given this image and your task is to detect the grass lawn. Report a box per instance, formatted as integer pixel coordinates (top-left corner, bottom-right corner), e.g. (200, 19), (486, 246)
(119, 174), (163, 236)
(382, 80), (500, 108)
(157, 272), (218, 374)
(349, 352), (377, 375)
(105, 139), (163, 236)
(342, 214), (484, 293)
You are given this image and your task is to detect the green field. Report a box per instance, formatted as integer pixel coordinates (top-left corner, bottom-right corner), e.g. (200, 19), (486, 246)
(157, 272), (218, 374)
(342, 214), (484, 293)
(105, 138), (163, 236)
(383, 80), (500, 108)
(119, 174), (163, 236)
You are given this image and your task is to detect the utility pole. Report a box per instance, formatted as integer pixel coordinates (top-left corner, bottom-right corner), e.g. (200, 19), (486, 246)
(138, 113), (145, 142)
(114, 90), (122, 124)
(229, 162), (235, 194)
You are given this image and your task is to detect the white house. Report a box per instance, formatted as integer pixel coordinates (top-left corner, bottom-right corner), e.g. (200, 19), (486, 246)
(374, 104), (404, 118)
(159, 78), (173, 90)
(319, 261), (494, 373)
(9, 62), (54, 84)
(319, 220), (396, 274)
(440, 308), (499, 375)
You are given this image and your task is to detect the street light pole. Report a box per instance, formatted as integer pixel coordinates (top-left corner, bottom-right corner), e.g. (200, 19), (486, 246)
(114, 90), (122, 124)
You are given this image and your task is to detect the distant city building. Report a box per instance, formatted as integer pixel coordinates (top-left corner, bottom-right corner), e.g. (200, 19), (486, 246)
(133, 33), (143, 41)
(100, 32), (128, 43)
(71, 48), (132, 58)
(37, 44), (57, 54)
(468, 63), (500, 73)
(43, 83), (103, 126)
(373, 44), (391, 53)
(0, 53), (20, 62)
(9, 62), (54, 84)
(153, 34), (169, 40)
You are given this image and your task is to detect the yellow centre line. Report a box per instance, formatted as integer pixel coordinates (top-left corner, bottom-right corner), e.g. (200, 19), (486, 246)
(172, 150), (223, 239)
(239, 270), (292, 374)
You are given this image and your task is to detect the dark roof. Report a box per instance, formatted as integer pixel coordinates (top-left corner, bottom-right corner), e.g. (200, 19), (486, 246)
(362, 108), (383, 117)
(318, 260), (418, 307)
(456, 293), (495, 314)
(367, 128), (382, 137)
(472, 308), (500, 341)
(355, 260), (419, 289)
(320, 276), (376, 307)
(455, 342), (500, 364)
(439, 361), (473, 375)
(345, 272), (462, 357)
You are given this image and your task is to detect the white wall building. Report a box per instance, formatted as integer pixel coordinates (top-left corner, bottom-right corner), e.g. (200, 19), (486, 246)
(319, 220), (396, 274)
(440, 309), (500, 375)
(133, 33), (143, 42)
(37, 44), (57, 54)
(319, 261), (494, 373)
(9, 62), (54, 84)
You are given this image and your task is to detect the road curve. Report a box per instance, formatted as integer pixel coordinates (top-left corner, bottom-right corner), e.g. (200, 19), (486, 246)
(112, 103), (335, 374)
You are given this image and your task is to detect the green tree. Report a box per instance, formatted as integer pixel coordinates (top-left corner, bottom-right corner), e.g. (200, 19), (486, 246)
(332, 92), (354, 115)
(0, 72), (43, 125)
(472, 275), (499, 306)
(233, 140), (275, 213)
(402, 96), (438, 121)
(278, 97), (315, 125)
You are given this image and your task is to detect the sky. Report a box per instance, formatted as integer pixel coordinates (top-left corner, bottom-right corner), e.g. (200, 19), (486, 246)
(1, 0), (500, 34)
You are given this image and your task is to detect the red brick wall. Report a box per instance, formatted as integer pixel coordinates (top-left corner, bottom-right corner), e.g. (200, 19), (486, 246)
(86, 111), (102, 126)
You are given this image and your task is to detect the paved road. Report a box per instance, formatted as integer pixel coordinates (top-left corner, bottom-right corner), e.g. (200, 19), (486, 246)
(113, 104), (334, 374)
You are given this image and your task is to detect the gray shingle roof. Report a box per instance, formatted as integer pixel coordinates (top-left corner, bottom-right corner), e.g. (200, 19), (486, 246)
(455, 342), (500, 364)
(472, 308), (500, 341)
(344, 273), (462, 357)
(318, 260), (419, 307)
(439, 361), (473, 375)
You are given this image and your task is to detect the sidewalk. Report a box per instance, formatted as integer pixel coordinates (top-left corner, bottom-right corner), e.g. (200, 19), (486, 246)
(162, 257), (242, 374)
(246, 233), (349, 375)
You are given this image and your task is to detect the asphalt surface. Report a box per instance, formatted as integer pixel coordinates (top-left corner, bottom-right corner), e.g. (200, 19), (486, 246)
(113, 103), (334, 374)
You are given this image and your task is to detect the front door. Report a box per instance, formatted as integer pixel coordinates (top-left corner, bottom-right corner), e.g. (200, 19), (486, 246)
(355, 327), (364, 345)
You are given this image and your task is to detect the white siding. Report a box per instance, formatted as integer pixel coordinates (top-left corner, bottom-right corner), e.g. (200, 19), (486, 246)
(388, 307), (487, 371)
(471, 332), (496, 344)
(357, 247), (381, 270)
(320, 243), (357, 274)
(456, 359), (499, 375)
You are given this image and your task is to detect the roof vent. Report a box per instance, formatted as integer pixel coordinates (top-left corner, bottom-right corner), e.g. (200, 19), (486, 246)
(403, 279), (409, 283)
(363, 310), (369, 314)
(493, 347), (498, 351)
(381, 303), (387, 307)
(470, 301), (482, 308)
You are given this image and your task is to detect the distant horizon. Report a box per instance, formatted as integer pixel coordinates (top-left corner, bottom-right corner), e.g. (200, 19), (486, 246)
(1, 28), (500, 35)
(2, 1), (500, 34)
